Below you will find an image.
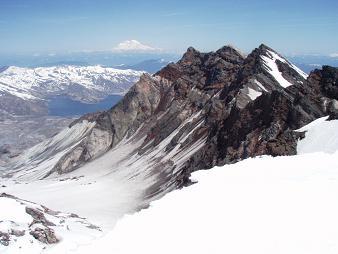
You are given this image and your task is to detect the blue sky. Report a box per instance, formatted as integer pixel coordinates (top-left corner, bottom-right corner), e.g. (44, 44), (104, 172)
(0, 0), (338, 55)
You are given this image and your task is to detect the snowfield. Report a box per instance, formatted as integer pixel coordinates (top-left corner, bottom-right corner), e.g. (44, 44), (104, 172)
(297, 116), (338, 154)
(79, 153), (338, 254)
(1, 117), (338, 253)
(76, 117), (338, 254)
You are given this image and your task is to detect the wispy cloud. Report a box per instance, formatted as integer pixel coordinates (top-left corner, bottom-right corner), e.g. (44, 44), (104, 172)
(2, 3), (30, 9)
(35, 16), (88, 24)
(161, 12), (185, 17)
(330, 53), (338, 58)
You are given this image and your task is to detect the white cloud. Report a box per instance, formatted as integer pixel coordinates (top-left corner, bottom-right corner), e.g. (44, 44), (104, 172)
(162, 12), (185, 17)
(329, 53), (338, 58)
(113, 40), (160, 52)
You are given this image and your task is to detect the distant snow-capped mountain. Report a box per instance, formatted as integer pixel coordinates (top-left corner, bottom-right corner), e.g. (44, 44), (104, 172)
(0, 65), (144, 102)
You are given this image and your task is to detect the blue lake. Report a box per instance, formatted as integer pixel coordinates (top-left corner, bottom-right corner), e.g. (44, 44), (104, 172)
(48, 95), (123, 117)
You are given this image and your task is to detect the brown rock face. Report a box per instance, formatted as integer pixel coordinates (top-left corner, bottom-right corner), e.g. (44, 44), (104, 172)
(0, 231), (10, 246)
(29, 227), (59, 244)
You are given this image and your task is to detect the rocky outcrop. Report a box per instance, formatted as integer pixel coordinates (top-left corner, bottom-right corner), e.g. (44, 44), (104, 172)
(0, 193), (100, 247)
(29, 227), (58, 244)
(308, 65), (338, 119)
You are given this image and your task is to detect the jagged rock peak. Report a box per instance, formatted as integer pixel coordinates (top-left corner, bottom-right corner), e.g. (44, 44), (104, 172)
(214, 45), (246, 65)
(247, 43), (282, 60)
(256, 43), (294, 66)
(139, 72), (155, 82)
(179, 46), (202, 65)
(258, 43), (273, 50)
(186, 46), (199, 53)
(216, 44), (246, 59)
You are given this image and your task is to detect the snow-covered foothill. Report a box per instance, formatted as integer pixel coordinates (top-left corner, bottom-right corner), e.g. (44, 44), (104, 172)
(0, 65), (144, 101)
(247, 87), (262, 100)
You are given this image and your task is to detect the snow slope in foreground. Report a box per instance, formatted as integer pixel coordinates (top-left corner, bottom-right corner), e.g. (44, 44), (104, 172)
(74, 118), (338, 254)
(77, 152), (338, 254)
(297, 116), (338, 154)
(2, 118), (338, 253)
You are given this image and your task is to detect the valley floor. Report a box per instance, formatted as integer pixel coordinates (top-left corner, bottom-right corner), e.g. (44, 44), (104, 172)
(0, 116), (75, 165)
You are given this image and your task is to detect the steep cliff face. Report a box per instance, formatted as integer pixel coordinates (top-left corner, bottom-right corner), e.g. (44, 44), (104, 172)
(180, 44), (328, 175)
(6, 44), (338, 202)
(307, 65), (338, 119)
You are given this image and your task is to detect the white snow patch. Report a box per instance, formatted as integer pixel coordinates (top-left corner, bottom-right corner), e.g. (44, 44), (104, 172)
(247, 87), (262, 100)
(329, 53), (338, 58)
(261, 50), (308, 88)
(261, 51), (294, 88)
(297, 117), (338, 154)
(0, 198), (32, 225)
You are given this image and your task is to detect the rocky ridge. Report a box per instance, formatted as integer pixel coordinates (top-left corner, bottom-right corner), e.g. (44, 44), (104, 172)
(6, 44), (338, 202)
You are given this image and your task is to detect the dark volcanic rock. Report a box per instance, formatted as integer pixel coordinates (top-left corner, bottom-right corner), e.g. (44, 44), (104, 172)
(26, 207), (56, 227)
(0, 231), (10, 246)
(29, 227), (59, 244)
(308, 66), (338, 119)
(319, 66), (338, 99)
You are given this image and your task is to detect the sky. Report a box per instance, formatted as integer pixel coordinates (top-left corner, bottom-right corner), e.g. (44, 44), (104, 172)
(0, 0), (338, 56)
